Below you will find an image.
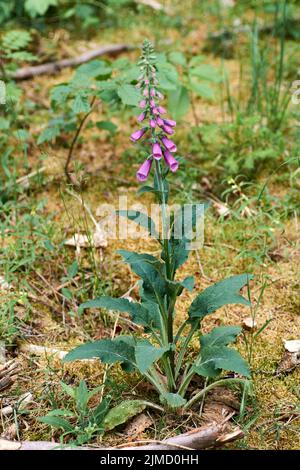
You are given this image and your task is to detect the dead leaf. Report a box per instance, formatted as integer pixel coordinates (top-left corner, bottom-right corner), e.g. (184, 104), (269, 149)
(1, 423), (17, 440)
(65, 227), (107, 250)
(0, 275), (12, 291)
(242, 317), (257, 331)
(19, 343), (68, 360)
(213, 201), (230, 218)
(276, 351), (299, 375)
(124, 413), (152, 437)
(283, 339), (300, 353)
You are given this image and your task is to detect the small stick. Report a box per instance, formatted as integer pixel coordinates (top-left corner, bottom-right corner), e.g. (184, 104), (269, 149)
(11, 44), (133, 80)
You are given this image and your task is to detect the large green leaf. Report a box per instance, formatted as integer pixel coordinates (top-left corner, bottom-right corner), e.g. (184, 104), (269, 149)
(74, 60), (112, 80)
(135, 340), (169, 373)
(168, 51), (187, 66)
(201, 326), (242, 348)
(91, 398), (110, 426)
(190, 64), (222, 83)
(169, 204), (206, 272)
(72, 94), (90, 114)
(193, 326), (250, 378)
(25, 0), (58, 17)
(63, 337), (136, 371)
(117, 84), (141, 106)
(118, 250), (166, 302)
(80, 296), (157, 328)
(103, 400), (148, 431)
(189, 80), (215, 100)
(160, 392), (187, 409)
(168, 85), (190, 120)
(38, 415), (73, 433)
(189, 274), (253, 322)
(156, 61), (179, 91)
(117, 210), (159, 239)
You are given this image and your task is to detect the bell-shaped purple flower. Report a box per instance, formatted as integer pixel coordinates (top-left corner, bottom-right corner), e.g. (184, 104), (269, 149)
(164, 119), (176, 127)
(152, 107), (159, 115)
(163, 125), (174, 135)
(164, 150), (179, 173)
(136, 158), (152, 181)
(150, 89), (155, 97)
(143, 89), (149, 97)
(150, 119), (156, 128)
(139, 100), (146, 109)
(130, 128), (146, 142)
(137, 112), (146, 122)
(150, 99), (156, 108)
(161, 136), (177, 153)
(152, 142), (163, 160)
(157, 106), (166, 114)
(156, 116), (164, 127)
(157, 91), (164, 100)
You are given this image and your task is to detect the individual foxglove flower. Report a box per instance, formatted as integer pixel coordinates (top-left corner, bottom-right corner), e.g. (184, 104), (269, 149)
(136, 159), (152, 181)
(137, 112), (146, 122)
(164, 150), (179, 172)
(130, 128), (146, 142)
(152, 142), (163, 160)
(164, 119), (176, 127)
(163, 125), (174, 135)
(161, 136), (177, 153)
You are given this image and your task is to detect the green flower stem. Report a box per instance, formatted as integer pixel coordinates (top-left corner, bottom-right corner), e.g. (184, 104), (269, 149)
(146, 366), (168, 396)
(183, 378), (248, 410)
(174, 319), (189, 344)
(175, 321), (198, 380)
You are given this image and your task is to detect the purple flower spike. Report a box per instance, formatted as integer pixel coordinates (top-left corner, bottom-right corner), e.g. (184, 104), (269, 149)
(156, 116), (164, 127)
(164, 119), (176, 127)
(137, 158), (152, 181)
(163, 125), (174, 135)
(164, 150), (179, 172)
(139, 100), (146, 109)
(152, 142), (163, 160)
(161, 136), (177, 153)
(130, 128), (146, 142)
(137, 112), (146, 122)
(157, 106), (166, 114)
(150, 119), (156, 128)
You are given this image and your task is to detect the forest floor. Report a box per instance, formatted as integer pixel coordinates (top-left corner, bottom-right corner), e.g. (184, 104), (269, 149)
(0, 2), (299, 450)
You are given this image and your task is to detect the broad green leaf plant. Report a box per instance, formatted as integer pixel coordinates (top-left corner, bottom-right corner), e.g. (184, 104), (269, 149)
(64, 41), (253, 410)
(39, 379), (161, 445)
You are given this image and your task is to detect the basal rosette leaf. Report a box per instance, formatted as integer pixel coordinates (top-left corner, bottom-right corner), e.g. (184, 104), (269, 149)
(160, 392), (187, 409)
(188, 274), (253, 322)
(193, 326), (250, 378)
(80, 296), (158, 328)
(135, 340), (170, 373)
(63, 337), (136, 372)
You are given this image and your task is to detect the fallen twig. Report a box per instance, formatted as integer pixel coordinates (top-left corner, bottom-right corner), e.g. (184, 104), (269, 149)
(11, 44), (132, 80)
(0, 423), (243, 450)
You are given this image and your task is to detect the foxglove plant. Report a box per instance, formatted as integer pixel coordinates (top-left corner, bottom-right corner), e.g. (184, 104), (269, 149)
(64, 41), (252, 410)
